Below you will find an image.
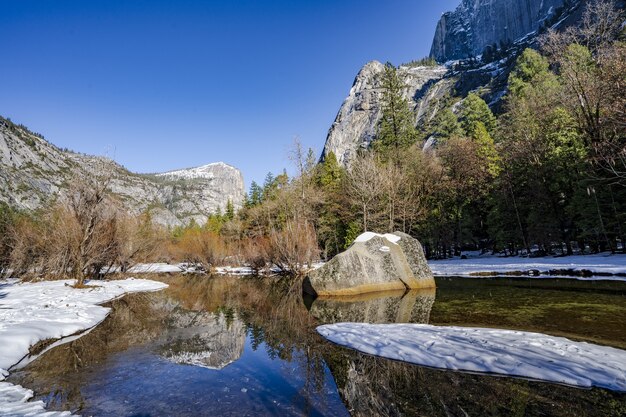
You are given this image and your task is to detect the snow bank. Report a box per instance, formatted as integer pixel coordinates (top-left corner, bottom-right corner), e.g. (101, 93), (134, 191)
(317, 323), (626, 392)
(429, 253), (626, 279)
(354, 232), (401, 245)
(0, 382), (74, 416)
(127, 263), (184, 273)
(0, 278), (168, 416)
(215, 266), (255, 275)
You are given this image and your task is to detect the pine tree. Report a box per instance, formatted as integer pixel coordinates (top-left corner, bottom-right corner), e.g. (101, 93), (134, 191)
(225, 199), (235, 220)
(318, 151), (344, 190)
(508, 48), (550, 97)
(262, 172), (276, 201)
(431, 107), (463, 140)
(375, 63), (418, 158)
(248, 181), (263, 206)
(460, 93), (497, 135)
(470, 122), (501, 177)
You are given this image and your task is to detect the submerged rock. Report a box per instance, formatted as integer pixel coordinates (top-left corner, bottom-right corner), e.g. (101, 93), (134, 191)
(304, 232), (435, 296)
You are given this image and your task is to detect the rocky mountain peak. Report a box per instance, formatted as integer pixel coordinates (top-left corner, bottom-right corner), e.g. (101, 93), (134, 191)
(430, 0), (572, 62)
(321, 61), (449, 168)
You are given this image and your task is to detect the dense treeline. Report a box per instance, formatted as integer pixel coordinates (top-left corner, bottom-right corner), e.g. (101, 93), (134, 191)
(235, 0), (626, 260)
(0, 0), (623, 282)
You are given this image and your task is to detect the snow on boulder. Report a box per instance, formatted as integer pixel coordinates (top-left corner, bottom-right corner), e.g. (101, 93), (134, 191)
(317, 323), (626, 392)
(304, 232), (435, 296)
(354, 232), (402, 245)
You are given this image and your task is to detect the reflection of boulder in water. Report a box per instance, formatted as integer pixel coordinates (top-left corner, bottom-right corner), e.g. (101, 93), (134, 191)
(309, 289), (435, 324)
(160, 309), (246, 370)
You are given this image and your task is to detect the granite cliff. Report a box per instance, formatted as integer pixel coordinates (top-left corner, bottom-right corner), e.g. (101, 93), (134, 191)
(321, 62), (451, 167)
(321, 0), (588, 168)
(430, 0), (573, 62)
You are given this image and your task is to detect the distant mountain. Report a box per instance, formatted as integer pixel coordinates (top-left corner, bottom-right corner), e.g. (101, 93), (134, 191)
(0, 116), (245, 226)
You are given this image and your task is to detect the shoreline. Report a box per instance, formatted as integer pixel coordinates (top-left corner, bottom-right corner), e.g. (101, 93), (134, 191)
(0, 278), (168, 417)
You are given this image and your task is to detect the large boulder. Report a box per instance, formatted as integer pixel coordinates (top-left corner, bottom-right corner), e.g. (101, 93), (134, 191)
(304, 232), (435, 297)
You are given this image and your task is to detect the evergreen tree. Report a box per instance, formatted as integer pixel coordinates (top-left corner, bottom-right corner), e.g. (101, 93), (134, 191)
(508, 48), (550, 97)
(318, 151), (344, 190)
(262, 172), (277, 201)
(460, 93), (497, 135)
(431, 107), (463, 140)
(225, 199), (235, 220)
(470, 122), (501, 177)
(248, 181), (263, 206)
(375, 63), (418, 157)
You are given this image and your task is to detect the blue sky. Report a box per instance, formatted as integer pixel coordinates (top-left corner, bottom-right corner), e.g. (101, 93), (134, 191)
(1, 0), (459, 187)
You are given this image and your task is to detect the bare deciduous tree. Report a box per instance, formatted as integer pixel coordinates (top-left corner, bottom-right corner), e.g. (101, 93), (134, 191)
(345, 152), (386, 231)
(268, 219), (319, 275)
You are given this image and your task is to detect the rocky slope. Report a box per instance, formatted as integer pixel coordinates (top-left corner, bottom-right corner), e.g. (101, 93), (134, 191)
(321, 0), (588, 168)
(0, 117), (245, 226)
(321, 62), (451, 167)
(430, 0), (572, 62)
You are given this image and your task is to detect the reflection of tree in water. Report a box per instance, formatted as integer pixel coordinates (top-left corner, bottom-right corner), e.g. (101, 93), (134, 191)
(8, 293), (168, 413)
(324, 352), (626, 417)
(9, 275), (626, 417)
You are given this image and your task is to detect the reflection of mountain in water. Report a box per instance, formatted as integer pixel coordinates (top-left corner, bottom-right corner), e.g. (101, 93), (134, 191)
(309, 289), (436, 325)
(160, 308), (246, 370)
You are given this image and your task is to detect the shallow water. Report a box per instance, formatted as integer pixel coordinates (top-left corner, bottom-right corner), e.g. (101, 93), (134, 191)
(9, 276), (626, 417)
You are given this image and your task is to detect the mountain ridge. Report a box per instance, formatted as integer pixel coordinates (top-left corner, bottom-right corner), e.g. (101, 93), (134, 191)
(0, 116), (245, 227)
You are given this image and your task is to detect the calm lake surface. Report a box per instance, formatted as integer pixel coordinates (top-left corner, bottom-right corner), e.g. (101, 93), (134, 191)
(9, 276), (626, 417)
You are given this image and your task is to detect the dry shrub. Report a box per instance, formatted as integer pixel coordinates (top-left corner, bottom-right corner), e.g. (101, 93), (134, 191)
(8, 215), (45, 277)
(267, 219), (319, 275)
(169, 228), (228, 271)
(8, 175), (164, 284)
(116, 213), (165, 272)
(239, 236), (271, 272)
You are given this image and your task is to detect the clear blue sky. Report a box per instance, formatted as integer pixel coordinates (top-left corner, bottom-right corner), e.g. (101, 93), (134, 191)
(1, 0), (459, 187)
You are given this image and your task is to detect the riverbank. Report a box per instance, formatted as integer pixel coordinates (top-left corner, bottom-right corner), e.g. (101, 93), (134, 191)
(428, 253), (626, 279)
(0, 278), (168, 416)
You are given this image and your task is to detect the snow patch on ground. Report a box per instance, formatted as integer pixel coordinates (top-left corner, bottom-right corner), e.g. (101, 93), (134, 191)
(127, 263), (185, 274)
(0, 278), (168, 416)
(215, 266), (255, 275)
(429, 253), (626, 279)
(0, 382), (74, 416)
(317, 323), (626, 392)
(354, 232), (401, 245)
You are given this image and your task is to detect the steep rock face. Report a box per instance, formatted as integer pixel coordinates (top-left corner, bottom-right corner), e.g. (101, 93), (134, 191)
(0, 117), (245, 226)
(155, 162), (245, 221)
(321, 61), (450, 168)
(430, 0), (568, 62)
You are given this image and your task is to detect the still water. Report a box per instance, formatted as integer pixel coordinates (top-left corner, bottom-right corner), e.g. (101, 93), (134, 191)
(9, 276), (626, 416)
